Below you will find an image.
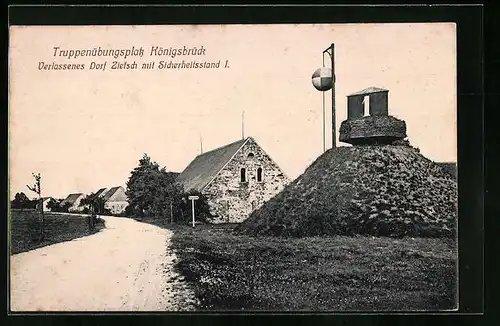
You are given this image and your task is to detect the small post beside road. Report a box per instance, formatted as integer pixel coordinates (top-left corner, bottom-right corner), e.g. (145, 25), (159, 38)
(170, 201), (173, 224)
(188, 195), (199, 228)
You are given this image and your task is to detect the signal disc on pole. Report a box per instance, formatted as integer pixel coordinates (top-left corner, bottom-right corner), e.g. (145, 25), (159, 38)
(312, 67), (333, 91)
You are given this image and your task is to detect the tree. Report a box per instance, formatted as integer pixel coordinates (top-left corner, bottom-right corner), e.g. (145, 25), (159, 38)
(126, 154), (158, 217)
(26, 173), (45, 241)
(79, 193), (109, 215)
(151, 169), (185, 219)
(126, 153), (184, 219)
(46, 198), (63, 212)
(78, 193), (106, 230)
(59, 201), (72, 213)
(11, 192), (32, 210)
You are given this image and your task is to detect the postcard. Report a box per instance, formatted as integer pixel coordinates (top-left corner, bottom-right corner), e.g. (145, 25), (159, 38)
(9, 23), (457, 312)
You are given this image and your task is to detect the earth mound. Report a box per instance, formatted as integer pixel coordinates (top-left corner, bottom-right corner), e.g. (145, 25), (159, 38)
(236, 144), (457, 238)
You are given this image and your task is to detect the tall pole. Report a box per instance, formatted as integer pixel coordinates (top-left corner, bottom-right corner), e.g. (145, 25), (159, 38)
(242, 109), (245, 140)
(322, 54), (326, 153)
(322, 43), (336, 149)
(330, 43), (336, 149)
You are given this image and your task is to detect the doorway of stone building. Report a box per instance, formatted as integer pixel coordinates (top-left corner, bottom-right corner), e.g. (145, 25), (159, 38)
(362, 95), (370, 116)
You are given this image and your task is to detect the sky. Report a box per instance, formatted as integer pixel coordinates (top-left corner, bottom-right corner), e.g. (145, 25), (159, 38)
(9, 23), (456, 200)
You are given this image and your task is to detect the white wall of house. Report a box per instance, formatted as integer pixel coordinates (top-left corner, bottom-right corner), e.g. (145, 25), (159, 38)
(68, 195), (85, 212)
(42, 199), (51, 212)
(104, 187), (128, 215)
(104, 202), (128, 215)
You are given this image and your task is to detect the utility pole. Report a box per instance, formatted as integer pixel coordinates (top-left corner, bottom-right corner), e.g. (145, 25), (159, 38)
(322, 56), (326, 153)
(323, 43), (336, 149)
(241, 109), (245, 140)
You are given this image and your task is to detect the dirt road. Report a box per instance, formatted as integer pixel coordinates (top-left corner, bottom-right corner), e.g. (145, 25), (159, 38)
(10, 216), (198, 312)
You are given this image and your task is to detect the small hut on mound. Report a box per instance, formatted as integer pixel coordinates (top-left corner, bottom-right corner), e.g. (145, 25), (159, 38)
(236, 87), (457, 238)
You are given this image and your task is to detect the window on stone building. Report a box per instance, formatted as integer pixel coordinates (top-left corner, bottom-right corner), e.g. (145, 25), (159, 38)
(240, 168), (247, 182)
(257, 167), (263, 182)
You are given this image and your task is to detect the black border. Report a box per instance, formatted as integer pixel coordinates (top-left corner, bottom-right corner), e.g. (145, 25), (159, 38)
(5, 3), (486, 325)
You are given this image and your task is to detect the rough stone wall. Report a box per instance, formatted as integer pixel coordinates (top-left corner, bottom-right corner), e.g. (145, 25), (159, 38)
(339, 115), (407, 145)
(203, 139), (290, 223)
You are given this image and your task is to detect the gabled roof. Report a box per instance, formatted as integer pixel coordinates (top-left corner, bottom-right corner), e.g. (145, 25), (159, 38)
(61, 193), (84, 205)
(348, 87), (389, 96)
(94, 188), (109, 198)
(102, 186), (122, 202)
(176, 138), (250, 192)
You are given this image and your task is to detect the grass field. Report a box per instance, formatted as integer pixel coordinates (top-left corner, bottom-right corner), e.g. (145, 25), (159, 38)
(163, 223), (457, 311)
(9, 209), (105, 255)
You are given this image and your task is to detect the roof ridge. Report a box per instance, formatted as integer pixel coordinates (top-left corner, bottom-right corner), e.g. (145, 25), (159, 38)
(176, 137), (252, 192)
(348, 87), (389, 96)
(196, 137), (249, 157)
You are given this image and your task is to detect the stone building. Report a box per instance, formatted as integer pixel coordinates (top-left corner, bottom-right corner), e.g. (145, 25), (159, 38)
(176, 137), (290, 223)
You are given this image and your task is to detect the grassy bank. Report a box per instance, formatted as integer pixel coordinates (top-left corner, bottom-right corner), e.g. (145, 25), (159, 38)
(239, 146), (457, 238)
(10, 209), (105, 255)
(168, 225), (457, 311)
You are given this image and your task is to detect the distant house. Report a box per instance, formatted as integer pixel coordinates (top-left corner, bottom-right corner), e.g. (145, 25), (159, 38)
(34, 197), (54, 212)
(93, 186), (128, 215)
(94, 187), (109, 199)
(41, 197), (54, 212)
(176, 137), (290, 223)
(60, 193), (85, 212)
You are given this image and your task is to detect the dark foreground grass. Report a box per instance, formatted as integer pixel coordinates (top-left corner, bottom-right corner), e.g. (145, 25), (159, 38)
(168, 225), (457, 311)
(10, 209), (105, 255)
